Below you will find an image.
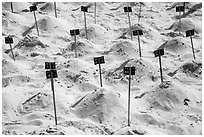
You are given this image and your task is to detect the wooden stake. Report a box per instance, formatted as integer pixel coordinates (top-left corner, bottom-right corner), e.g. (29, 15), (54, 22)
(159, 55), (163, 83)
(10, 2), (13, 13)
(127, 6), (133, 41)
(54, 2), (57, 18)
(94, 2), (96, 24)
(99, 63), (102, 87)
(190, 36), (196, 59)
(9, 43), (15, 61)
(33, 11), (39, 36)
(138, 35), (141, 57)
(50, 65), (57, 126)
(84, 11), (88, 39)
(128, 68), (131, 126)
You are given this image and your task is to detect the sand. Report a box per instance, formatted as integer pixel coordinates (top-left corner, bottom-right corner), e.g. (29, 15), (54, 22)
(2, 2), (202, 135)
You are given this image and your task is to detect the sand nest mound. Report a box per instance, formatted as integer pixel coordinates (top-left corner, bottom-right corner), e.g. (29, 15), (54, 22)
(2, 2), (30, 12)
(105, 57), (158, 84)
(39, 2), (55, 12)
(57, 58), (95, 84)
(2, 58), (18, 76)
(166, 18), (201, 34)
(24, 16), (70, 36)
(71, 88), (124, 124)
(106, 39), (139, 58)
(2, 11), (31, 35)
(120, 23), (160, 40)
(158, 36), (191, 54)
(143, 81), (188, 111)
(169, 60), (202, 79)
(79, 24), (111, 44)
(62, 39), (97, 57)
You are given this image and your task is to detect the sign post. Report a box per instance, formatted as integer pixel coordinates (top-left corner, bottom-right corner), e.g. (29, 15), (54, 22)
(124, 6), (133, 41)
(81, 6), (88, 39)
(123, 66), (135, 126)
(10, 2), (13, 13)
(176, 6), (184, 35)
(138, 3), (142, 23)
(45, 62), (58, 126)
(5, 36), (15, 61)
(94, 2), (96, 24)
(186, 29), (196, 59)
(133, 29), (143, 57)
(70, 29), (80, 58)
(54, 2), (57, 18)
(154, 49), (164, 83)
(29, 5), (39, 36)
(94, 56), (105, 87)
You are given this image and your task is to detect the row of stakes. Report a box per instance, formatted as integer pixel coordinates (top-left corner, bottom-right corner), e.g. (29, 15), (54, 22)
(5, 3), (196, 127)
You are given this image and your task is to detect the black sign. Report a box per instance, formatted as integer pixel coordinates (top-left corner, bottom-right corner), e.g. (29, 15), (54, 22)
(29, 5), (37, 12)
(123, 67), (135, 75)
(46, 70), (58, 79)
(186, 29), (195, 37)
(154, 49), (164, 57)
(133, 29), (143, 36)
(5, 36), (13, 44)
(81, 6), (88, 12)
(124, 7), (132, 12)
(70, 29), (80, 36)
(176, 6), (184, 12)
(94, 56), (105, 65)
(45, 62), (56, 69)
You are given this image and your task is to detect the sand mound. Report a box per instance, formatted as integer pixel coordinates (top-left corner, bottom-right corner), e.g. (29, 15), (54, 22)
(80, 24), (111, 44)
(14, 35), (46, 50)
(180, 61), (202, 77)
(120, 23), (160, 41)
(57, 58), (94, 84)
(62, 39), (97, 57)
(143, 81), (187, 111)
(2, 58), (18, 76)
(158, 36), (191, 54)
(18, 92), (54, 114)
(71, 88), (123, 123)
(3, 75), (32, 87)
(105, 57), (158, 85)
(106, 39), (139, 58)
(2, 11), (31, 35)
(39, 2), (55, 12)
(25, 16), (71, 36)
(166, 18), (201, 34)
(2, 2), (30, 12)
(169, 61), (202, 78)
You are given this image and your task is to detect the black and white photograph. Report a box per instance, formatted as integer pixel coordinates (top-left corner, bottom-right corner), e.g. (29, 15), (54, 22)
(1, 1), (202, 135)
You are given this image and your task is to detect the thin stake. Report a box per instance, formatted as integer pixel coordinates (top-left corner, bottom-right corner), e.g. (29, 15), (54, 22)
(9, 43), (15, 61)
(127, 6), (133, 41)
(138, 3), (141, 23)
(50, 65), (57, 126)
(74, 33), (77, 58)
(54, 2), (57, 18)
(84, 11), (88, 39)
(99, 63), (102, 87)
(94, 2), (96, 24)
(179, 11), (181, 35)
(10, 2), (13, 13)
(138, 35), (141, 57)
(33, 11), (39, 36)
(183, 2), (185, 14)
(190, 36), (196, 59)
(159, 55), (163, 83)
(128, 68), (131, 126)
